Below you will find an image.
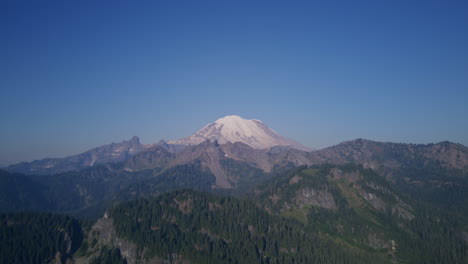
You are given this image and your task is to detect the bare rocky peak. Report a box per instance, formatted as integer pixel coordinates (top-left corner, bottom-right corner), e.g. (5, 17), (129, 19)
(313, 138), (468, 171)
(7, 136), (149, 175)
(156, 140), (187, 154)
(169, 115), (312, 151)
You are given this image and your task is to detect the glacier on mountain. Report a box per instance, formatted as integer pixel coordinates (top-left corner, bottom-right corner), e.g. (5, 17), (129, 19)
(169, 115), (311, 151)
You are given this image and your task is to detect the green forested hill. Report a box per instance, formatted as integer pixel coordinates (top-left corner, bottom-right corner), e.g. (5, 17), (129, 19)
(0, 164), (467, 264)
(107, 189), (390, 264)
(0, 170), (50, 211)
(313, 139), (468, 215)
(252, 164), (468, 263)
(0, 212), (83, 264)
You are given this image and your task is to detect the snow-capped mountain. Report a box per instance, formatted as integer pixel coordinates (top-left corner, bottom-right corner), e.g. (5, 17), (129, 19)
(169, 115), (312, 151)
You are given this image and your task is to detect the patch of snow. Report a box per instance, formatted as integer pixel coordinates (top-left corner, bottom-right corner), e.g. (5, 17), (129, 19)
(169, 115), (312, 151)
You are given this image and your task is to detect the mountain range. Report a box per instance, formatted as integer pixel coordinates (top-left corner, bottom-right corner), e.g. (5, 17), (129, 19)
(1, 115), (467, 264)
(6, 115), (311, 175)
(3, 116), (468, 212)
(7, 136), (149, 175)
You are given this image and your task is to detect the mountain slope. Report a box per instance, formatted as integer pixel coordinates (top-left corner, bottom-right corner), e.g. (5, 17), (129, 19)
(77, 189), (391, 264)
(7, 136), (148, 175)
(312, 139), (468, 212)
(314, 138), (468, 171)
(3, 138), (467, 218)
(169, 115), (312, 151)
(0, 212), (83, 264)
(1, 185), (466, 264)
(0, 142), (269, 215)
(252, 164), (468, 263)
(0, 170), (50, 211)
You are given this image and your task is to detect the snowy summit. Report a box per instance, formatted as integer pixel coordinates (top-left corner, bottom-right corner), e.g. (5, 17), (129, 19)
(169, 115), (312, 151)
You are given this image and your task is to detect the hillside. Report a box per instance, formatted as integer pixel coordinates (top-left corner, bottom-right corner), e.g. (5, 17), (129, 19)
(77, 189), (390, 264)
(252, 164), (468, 263)
(312, 139), (468, 213)
(0, 212), (83, 264)
(2, 138), (468, 219)
(2, 182), (466, 263)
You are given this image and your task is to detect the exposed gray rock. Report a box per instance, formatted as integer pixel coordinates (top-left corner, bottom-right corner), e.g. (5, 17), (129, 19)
(289, 175), (302, 184)
(294, 188), (337, 210)
(391, 204), (415, 220)
(329, 168), (361, 182)
(74, 215), (192, 264)
(358, 190), (386, 211)
(313, 139), (468, 173)
(367, 233), (390, 249)
(74, 217), (138, 264)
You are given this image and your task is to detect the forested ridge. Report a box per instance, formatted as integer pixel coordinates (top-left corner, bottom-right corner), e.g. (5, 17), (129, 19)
(0, 164), (467, 264)
(109, 189), (390, 264)
(0, 212), (83, 264)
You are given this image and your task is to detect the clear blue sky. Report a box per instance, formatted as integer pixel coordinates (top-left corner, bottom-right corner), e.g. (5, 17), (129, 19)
(1, 0), (468, 165)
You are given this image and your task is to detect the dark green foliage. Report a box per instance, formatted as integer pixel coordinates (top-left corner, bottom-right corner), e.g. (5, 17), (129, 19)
(0, 162), (217, 218)
(253, 164), (468, 264)
(115, 162), (216, 201)
(38, 165), (153, 213)
(220, 159), (267, 190)
(255, 165), (389, 246)
(110, 189), (389, 264)
(90, 246), (127, 264)
(0, 170), (50, 211)
(391, 205), (468, 264)
(0, 212), (83, 264)
(394, 163), (468, 214)
(0, 167), (154, 215)
(1, 151), (467, 264)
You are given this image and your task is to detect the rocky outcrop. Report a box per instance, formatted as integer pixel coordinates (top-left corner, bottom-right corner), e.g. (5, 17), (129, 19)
(74, 214), (192, 264)
(367, 233), (391, 250)
(328, 167), (415, 220)
(74, 216), (138, 264)
(294, 188), (337, 210)
(358, 190), (386, 211)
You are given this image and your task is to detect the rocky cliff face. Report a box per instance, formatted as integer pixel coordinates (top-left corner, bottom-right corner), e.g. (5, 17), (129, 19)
(122, 145), (174, 172)
(74, 214), (190, 264)
(73, 216), (138, 264)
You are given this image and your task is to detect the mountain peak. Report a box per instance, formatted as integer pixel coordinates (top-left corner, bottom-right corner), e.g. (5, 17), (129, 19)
(129, 136), (140, 145)
(216, 115), (243, 121)
(7, 136), (147, 175)
(215, 115), (262, 124)
(169, 115), (312, 151)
